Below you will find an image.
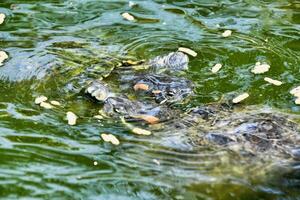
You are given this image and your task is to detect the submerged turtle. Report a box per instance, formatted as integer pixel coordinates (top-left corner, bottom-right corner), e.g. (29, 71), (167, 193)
(85, 51), (194, 105)
(85, 81), (300, 160)
(85, 80), (112, 102)
(160, 104), (300, 159)
(116, 51), (189, 73)
(133, 74), (194, 104)
(83, 51), (300, 161)
(85, 80), (175, 124)
(133, 104), (300, 161)
(148, 51), (189, 72)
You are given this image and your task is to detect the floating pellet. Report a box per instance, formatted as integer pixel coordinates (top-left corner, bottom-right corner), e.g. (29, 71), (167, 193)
(120, 116), (152, 136)
(293, 92), (300, 98)
(93, 115), (104, 120)
(122, 12), (135, 21)
(251, 63), (270, 74)
(0, 13), (5, 25)
(211, 63), (222, 73)
(232, 93), (249, 104)
(153, 159), (160, 165)
(67, 111), (77, 125)
(222, 30), (232, 37)
(132, 127), (152, 135)
(35, 96), (48, 104)
(40, 102), (53, 109)
(290, 86), (300, 97)
(178, 47), (197, 57)
(290, 86), (300, 105)
(50, 100), (61, 106)
(264, 77), (282, 86)
(101, 133), (120, 145)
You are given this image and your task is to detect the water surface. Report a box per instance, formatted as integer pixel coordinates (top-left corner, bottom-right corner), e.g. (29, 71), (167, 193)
(0, 0), (299, 199)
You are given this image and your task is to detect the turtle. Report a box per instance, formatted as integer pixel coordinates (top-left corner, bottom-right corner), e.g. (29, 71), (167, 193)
(85, 80), (175, 124)
(159, 104), (300, 159)
(115, 51), (189, 73)
(83, 51), (300, 161)
(148, 51), (189, 72)
(85, 80), (112, 102)
(132, 74), (194, 104)
(85, 51), (194, 105)
(104, 52), (193, 104)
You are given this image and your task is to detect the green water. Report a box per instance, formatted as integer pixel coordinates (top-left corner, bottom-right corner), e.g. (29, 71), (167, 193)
(0, 0), (299, 199)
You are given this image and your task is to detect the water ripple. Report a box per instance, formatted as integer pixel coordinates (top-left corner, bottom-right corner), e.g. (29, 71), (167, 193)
(0, 0), (299, 199)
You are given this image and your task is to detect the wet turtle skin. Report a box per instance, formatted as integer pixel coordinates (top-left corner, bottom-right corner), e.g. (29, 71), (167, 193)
(133, 74), (193, 104)
(85, 80), (138, 117)
(85, 80), (175, 123)
(174, 105), (300, 158)
(83, 52), (300, 160)
(148, 51), (189, 72)
(85, 80), (111, 102)
(85, 80), (300, 159)
(85, 51), (194, 106)
(103, 97), (141, 117)
(214, 113), (299, 154)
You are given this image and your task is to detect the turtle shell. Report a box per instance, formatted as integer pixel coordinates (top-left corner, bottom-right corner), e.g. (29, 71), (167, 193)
(149, 52), (189, 72)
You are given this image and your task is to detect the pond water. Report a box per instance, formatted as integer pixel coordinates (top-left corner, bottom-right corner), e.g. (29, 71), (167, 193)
(0, 0), (299, 199)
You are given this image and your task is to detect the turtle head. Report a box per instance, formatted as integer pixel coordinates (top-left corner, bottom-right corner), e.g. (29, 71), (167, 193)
(85, 80), (111, 103)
